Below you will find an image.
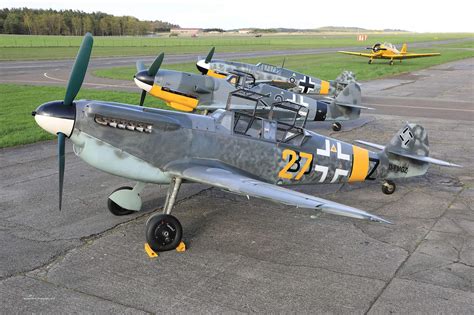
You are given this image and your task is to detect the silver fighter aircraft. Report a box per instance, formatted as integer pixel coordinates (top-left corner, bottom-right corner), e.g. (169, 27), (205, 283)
(33, 34), (461, 253)
(196, 47), (357, 97)
(134, 54), (372, 131)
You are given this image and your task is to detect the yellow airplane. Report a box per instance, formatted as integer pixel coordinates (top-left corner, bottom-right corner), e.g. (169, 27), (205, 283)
(339, 42), (440, 65)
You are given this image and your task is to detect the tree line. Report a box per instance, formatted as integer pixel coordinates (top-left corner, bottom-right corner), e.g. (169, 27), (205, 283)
(0, 8), (179, 36)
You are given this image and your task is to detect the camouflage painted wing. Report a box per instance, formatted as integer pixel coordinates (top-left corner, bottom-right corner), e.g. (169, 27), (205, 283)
(338, 51), (375, 58)
(393, 53), (441, 59)
(165, 162), (391, 224)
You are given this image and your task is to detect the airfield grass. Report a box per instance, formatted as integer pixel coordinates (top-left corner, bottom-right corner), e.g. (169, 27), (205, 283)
(94, 46), (474, 82)
(0, 33), (471, 60)
(0, 84), (167, 148)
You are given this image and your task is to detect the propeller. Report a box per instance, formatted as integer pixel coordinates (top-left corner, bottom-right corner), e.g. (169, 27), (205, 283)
(136, 60), (146, 72)
(64, 33), (93, 106)
(59, 32), (93, 209)
(148, 53), (164, 77)
(366, 43), (386, 53)
(139, 90), (147, 106)
(135, 53), (164, 105)
(58, 132), (65, 210)
(205, 47), (215, 64)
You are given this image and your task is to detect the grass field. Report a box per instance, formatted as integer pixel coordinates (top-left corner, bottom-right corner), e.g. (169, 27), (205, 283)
(0, 33), (471, 60)
(93, 46), (474, 82)
(0, 84), (167, 148)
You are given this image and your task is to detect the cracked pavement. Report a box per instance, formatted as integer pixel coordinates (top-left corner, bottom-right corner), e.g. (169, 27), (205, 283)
(0, 59), (473, 313)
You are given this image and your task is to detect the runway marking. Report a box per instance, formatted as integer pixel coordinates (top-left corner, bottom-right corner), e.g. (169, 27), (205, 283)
(43, 72), (132, 88)
(367, 102), (474, 112)
(43, 72), (64, 82)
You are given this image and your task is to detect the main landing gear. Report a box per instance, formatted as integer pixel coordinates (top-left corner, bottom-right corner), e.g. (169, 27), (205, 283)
(382, 180), (396, 195)
(368, 59), (373, 65)
(146, 177), (184, 252)
(389, 59), (394, 66)
(332, 122), (342, 132)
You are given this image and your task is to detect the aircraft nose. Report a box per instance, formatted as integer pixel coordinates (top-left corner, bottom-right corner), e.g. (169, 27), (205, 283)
(196, 59), (209, 74)
(134, 70), (154, 92)
(134, 70), (154, 85)
(33, 101), (76, 136)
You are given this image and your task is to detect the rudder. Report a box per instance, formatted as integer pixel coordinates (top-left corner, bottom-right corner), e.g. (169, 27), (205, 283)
(400, 43), (407, 54)
(379, 123), (430, 179)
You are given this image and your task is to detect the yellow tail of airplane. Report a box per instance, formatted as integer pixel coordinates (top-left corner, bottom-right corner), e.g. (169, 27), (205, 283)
(400, 43), (407, 54)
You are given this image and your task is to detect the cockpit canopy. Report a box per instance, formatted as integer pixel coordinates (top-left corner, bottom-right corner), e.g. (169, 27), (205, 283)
(255, 62), (281, 74)
(382, 42), (399, 53)
(224, 89), (310, 145)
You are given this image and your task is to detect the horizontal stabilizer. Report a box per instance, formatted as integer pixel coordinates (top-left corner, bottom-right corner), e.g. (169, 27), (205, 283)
(387, 150), (462, 168)
(335, 102), (374, 110)
(354, 140), (385, 150)
(356, 128), (462, 168)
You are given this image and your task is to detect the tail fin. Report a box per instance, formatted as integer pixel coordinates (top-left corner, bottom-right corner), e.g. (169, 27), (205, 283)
(335, 70), (357, 86)
(400, 43), (407, 54)
(376, 123), (461, 179)
(334, 82), (373, 110)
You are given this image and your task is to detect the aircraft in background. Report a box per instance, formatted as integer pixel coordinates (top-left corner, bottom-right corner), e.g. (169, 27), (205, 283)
(196, 47), (357, 97)
(134, 54), (372, 131)
(33, 34), (460, 254)
(338, 42), (441, 65)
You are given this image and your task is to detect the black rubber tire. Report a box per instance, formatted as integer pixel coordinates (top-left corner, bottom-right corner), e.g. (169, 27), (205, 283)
(382, 181), (396, 195)
(389, 60), (394, 66)
(368, 59), (373, 64)
(146, 214), (183, 252)
(332, 122), (342, 132)
(107, 186), (135, 216)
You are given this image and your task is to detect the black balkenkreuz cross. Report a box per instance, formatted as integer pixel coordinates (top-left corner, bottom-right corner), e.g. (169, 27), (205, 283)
(298, 76), (315, 93)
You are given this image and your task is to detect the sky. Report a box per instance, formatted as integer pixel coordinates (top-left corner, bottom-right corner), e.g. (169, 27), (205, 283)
(2, 0), (473, 33)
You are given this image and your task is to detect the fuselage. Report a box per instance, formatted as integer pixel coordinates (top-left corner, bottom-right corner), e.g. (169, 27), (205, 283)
(135, 69), (359, 122)
(197, 59), (336, 96)
(68, 100), (382, 186)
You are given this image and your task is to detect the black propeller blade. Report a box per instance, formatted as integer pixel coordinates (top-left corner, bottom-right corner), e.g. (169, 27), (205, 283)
(58, 32), (93, 209)
(139, 90), (147, 106)
(64, 33), (93, 106)
(205, 47), (215, 64)
(148, 53), (164, 77)
(58, 132), (66, 210)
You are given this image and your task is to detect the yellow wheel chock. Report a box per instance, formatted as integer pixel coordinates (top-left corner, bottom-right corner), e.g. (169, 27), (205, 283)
(144, 241), (186, 258)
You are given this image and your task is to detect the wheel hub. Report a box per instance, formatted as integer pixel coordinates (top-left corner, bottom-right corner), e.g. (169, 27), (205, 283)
(154, 221), (177, 246)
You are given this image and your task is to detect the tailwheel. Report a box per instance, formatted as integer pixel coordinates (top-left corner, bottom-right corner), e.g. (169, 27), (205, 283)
(332, 122), (342, 132)
(382, 180), (396, 195)
(107, 186), (135, 216)
(146, 214), (183, 252)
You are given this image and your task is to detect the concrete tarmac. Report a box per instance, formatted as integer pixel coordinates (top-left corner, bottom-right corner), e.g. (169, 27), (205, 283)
(0, 59), (473, 313)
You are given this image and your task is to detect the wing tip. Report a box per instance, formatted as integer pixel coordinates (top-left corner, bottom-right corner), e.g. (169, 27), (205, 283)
(370, 215), (393, 225)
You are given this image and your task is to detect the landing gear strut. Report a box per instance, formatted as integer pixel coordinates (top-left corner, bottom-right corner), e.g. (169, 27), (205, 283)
(368, 59), (373, 65)
(332, 122), (342, 132)
(146, 177), (183, 252)
(382, 180), (396, 195)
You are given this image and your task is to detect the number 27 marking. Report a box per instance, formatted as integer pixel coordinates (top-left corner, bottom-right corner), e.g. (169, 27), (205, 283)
(278, 149), (313, 180)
